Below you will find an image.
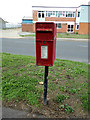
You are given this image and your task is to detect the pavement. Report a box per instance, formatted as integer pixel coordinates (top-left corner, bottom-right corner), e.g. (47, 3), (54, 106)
(2, 107), (27, 118)
(0, 28), (22, 38)
(2, 106), (46, 118)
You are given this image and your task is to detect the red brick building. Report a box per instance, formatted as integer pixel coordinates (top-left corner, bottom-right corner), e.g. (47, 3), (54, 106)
(22, 5), (90, 34)
(22, 16), (33, 32)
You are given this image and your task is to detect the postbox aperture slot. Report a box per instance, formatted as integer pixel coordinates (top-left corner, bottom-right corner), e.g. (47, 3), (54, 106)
(36, 28), (53, 32)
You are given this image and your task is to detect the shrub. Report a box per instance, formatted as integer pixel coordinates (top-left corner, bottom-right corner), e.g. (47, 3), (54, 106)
(76, 32), (78, 34)
(66, 33), (69, 35)
(55, 94), (69, 103)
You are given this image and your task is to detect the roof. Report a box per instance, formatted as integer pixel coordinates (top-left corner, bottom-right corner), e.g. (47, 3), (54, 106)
(32, 6), (77, 11)
(32, 6), (78, 8)
(0, 17), (8, 23)
(32, 4), (90, 9)
(78, 4), (90, 7)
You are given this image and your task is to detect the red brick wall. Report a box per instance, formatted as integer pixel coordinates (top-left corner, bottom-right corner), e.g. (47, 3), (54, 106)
(33, 23), (35, 32)
(22, 24), (33, 32)
(89, 23), (90, 35)
(78, 23), (90, 35)
(32, 11), (38, 32)
(74, 23), (90, 35)
(33, 10), (38, 21)
(57, 23), (67, 33)
(45, 17), (76, 22)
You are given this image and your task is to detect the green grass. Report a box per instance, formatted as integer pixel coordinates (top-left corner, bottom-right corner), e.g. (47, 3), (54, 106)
(60, 104), (74, 114)
(57, 33), (89, 39)
(2, 27), (21, 30)
(55, 94), (69, 103)
(2, 53), (89, 112)
(20, 34), (35, 37)
(19, 33), (89, 39)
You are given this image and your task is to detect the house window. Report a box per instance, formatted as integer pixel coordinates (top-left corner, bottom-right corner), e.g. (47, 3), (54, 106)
(56, 23), (62, 28)
(73, 12), (75, 17)
(56, 11), (58, 17)
(67, 24), (74, 33)
(77, 12), (80, 17)
(38, 12), (41, 18)
(46, 11), (48, 17)
(52, 11), (55, 15)
(42, 12), (44, 18)
(58, 11), (62, 17)
(66, 11), (75, 18)
(38, 11), (45, 18)
(66, 12), (72, 17)
(63, 11), (65, 17)
(45, 11), (75, 18)
(47, 11), (52, 17)
(76, 24), (79, 30)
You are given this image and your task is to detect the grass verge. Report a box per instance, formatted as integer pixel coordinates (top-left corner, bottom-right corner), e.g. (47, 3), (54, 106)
(19, 33), (89, 39)
(2, 53), (89, 113)
(57, 33), (89, 39)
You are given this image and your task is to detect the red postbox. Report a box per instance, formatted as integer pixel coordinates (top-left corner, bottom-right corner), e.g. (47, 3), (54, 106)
(35, 22), (56, 66)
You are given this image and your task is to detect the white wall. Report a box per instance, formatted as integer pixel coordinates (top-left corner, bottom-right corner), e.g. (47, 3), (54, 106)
(80, 5), (90, 23)
(6, 23), (21, 28)
(0, 19), (6, 29)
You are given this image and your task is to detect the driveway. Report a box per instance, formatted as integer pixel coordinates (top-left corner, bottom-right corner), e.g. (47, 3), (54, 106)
(1, 28), (22, 38)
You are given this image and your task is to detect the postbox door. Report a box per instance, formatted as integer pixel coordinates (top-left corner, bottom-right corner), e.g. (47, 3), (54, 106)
(36, 41), (54, 66)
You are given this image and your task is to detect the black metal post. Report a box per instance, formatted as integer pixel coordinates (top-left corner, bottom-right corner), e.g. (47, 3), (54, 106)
(44, 66), (48, 105)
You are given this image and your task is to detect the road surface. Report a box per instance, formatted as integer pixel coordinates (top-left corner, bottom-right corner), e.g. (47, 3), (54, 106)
(1, 37), (88, 63)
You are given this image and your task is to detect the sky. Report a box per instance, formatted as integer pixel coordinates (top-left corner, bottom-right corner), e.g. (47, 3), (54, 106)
(0, 0), (89, 23)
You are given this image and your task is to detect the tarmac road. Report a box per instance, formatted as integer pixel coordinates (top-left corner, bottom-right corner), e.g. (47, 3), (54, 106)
(1, 37), (88, 63)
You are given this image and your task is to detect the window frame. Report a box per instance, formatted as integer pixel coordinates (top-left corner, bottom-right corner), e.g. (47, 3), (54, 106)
(67, 24), (74, 33)
(38, 11), (45, 18)
(38, 12), (41, 18)
(66, 11), (74, 18)
(45, 11), (75, 18)
(77, 12), (80, 17)
(56, 23), (62, 29)
(76, 24), (79, 30)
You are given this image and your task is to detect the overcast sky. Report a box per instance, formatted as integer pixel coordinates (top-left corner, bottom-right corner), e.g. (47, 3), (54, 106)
(0, 0), (89, 23)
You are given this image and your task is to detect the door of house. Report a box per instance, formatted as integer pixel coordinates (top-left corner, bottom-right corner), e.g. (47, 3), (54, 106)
(38, 11), (45, 21)
(67, 24), (74, 33)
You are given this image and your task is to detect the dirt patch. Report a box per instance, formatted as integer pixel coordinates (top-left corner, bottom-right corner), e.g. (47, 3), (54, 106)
(2, 93), (89, 119)
(2, 54), (89, 118)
